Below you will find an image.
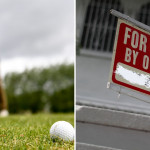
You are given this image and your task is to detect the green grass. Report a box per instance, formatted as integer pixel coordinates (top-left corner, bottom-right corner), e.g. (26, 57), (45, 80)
(0, 113), (74, 150)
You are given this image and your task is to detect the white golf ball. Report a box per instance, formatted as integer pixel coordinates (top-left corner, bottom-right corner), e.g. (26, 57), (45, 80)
(50, 121), (74, 142)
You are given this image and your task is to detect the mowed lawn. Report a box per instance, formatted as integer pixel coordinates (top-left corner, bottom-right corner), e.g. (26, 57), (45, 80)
(0, 113), (74, 150)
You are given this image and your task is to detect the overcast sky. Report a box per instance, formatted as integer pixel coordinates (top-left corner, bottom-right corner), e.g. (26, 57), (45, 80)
(0, 0), (74, 77)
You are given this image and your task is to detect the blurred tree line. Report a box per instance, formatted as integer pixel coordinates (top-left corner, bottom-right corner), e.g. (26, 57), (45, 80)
(4, 64), (74, 113)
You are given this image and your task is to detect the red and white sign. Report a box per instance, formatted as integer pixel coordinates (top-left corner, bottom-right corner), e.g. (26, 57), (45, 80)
(110, 19), (150, 95)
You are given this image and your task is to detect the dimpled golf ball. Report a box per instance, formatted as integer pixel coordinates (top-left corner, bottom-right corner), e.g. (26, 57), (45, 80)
(50, 121), (74, 142)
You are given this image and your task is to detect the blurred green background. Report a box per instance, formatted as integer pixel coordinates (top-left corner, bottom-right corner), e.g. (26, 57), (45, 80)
(4, 63), (74, 114)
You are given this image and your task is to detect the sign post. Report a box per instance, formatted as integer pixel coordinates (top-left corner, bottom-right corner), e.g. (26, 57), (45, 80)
(109, 10), (150, 96)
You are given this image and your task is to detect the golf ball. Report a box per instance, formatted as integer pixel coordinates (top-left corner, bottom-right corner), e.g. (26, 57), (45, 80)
(50, 121), (74, 142)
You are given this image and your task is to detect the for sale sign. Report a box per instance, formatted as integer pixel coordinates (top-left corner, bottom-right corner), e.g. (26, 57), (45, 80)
(109, 19), (150, 95)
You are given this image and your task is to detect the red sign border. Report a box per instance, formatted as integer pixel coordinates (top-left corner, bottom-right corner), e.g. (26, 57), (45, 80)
(109, 19), (150, 96)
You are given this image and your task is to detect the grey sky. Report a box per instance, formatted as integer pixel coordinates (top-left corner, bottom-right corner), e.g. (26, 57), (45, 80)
(0, 0), (74, 76)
